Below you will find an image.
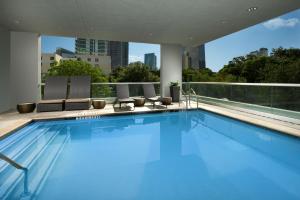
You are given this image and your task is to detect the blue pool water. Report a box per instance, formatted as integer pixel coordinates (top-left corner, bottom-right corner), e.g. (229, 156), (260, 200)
(1, 110), (300, 200)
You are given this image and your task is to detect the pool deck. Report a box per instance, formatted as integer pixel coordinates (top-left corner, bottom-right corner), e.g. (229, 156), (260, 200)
(0, 102), (299, 139)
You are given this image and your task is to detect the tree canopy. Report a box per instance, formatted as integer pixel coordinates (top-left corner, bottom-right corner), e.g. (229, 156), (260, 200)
(44, 47), (300, 84)
(46, 60), (108, 82)
(219, 47), (300, 83)
(109, 62), (159, 82)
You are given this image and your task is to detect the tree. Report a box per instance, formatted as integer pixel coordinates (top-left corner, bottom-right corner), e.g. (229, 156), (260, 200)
(110, 62), (160, 82)
(46, 60), (111, 97)
(217, 48), (300, 83)
(47, 60), (108, 82)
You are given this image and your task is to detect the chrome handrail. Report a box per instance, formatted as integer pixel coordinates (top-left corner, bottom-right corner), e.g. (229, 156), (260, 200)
(189, 88), (199, 108)
(180, 89), (189, 109)
(184, 82), (300, 87)
(39, 82), (300, 87)
(0, 153), (29, 195)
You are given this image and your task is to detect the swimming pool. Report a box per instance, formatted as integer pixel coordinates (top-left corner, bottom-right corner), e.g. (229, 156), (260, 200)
(1, 110), (300, 200)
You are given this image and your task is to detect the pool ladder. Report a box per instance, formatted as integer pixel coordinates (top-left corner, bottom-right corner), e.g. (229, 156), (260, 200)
(180, 88), (199, 109)
(0, 152), (30, 197)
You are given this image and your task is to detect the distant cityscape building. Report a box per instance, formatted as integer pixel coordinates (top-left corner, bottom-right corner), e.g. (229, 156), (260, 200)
(144, 53), (157, 70)
(75, 38), (128, 69)
(41, 47), (111, 76)
(41, 53), (63, 74)
(182, 44), (206, 69)
(109, 41), (129, 69)
(75, 38), (109, 55)
(249, 48), (268, 57)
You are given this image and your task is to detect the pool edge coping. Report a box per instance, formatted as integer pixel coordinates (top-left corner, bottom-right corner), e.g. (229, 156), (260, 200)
(0, 106), (299, 140)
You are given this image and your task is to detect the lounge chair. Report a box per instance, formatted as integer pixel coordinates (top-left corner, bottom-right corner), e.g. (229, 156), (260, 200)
(65, 76), (91, 110)
(116, 84), (135, 109)
(37, 76), (68, 112)
(143, 84), (161, 108)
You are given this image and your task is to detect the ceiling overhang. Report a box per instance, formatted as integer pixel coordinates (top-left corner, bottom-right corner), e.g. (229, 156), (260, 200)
(0, 0), (299, 46)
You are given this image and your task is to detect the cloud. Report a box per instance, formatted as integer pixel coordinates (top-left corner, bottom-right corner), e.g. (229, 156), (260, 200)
(129, 55), (143, 63)
(263, 17), (299, 30)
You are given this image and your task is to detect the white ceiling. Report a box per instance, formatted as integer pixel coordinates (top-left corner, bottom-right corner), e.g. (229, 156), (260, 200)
(0, 0), (299, 46)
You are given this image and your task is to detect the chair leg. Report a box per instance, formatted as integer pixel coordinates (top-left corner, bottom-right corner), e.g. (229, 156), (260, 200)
(119, 102), (121, 108)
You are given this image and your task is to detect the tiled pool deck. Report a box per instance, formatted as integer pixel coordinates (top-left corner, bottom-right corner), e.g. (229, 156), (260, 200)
(0, 102), (299, 139)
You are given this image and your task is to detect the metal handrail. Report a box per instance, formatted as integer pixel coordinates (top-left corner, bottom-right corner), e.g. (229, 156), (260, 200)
(39, 81), (300, 87)
(0, 153), (29, 195)
(180, 89), (189, 109)
(184, 82), (300, 87)
(189, 88), (199, 108)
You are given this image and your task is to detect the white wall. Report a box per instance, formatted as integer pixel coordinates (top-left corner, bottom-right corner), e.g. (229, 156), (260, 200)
(10, 32), (41, 107)
(160, 44), (182, 97)
(0, 27), (11, 112)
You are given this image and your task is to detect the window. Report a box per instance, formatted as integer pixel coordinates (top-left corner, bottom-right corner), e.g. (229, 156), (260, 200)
(87, 58), (91, 62)
(95, 58), (99, 62)
(50, 56), (54, 60)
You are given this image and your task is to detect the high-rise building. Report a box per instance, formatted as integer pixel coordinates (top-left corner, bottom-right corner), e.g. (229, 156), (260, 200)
(75, 38), (128, 69)
(56, 47), (75, 58)
(144, 53), (157, 71)
(249, 48), (269, 57)
(182, 44), (206, 69)
(109, 41), (128, 69)
(75, 38), (109, 55)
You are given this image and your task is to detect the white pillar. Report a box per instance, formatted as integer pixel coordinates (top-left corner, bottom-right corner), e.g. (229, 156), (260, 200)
(160, 44), (182, 97)
(10, 32), (41, 108)
(0, 27), (11, 112)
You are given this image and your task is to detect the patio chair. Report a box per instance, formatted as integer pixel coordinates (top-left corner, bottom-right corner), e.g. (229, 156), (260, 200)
(116, 84), (135, 109)
(37, 76), (68, 112)
(65, 76), (91, 110)
(143, 84), (161, 108)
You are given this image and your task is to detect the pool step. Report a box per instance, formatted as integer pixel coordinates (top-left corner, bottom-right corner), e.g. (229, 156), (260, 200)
(0, 123), (40, 152)
(0, 125), (59, 171)
(0, 125), (70, 200)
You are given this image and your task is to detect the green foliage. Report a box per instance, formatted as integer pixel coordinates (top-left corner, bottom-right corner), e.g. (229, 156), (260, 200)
(170, 81), (179, 87)
(46, 60), (111, 97)
(219, 47), (300, 83)
(110, 62), (160, 82)
(47, 60), (108, 82)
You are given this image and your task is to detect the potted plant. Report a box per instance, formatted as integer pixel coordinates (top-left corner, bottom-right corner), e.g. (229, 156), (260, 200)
(169, 81), (180, 102)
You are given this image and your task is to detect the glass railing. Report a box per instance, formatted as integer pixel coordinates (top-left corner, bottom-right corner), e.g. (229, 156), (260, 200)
(40, 81), (300, 119)
(91, 82), (160, 102)
(182, 82), (300, 120)
(40, 82), (160, 103)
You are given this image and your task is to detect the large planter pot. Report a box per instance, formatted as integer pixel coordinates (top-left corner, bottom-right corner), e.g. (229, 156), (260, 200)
(170, 86), (180, 102)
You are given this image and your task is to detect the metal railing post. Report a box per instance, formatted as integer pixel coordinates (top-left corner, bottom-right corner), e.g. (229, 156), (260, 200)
(0, 153), (30, 196)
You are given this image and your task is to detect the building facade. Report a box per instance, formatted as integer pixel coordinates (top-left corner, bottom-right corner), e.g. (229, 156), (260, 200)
(41, 53), (63, 74)
(75, 38), (109, 56)
(182, 44), (206, 69)
(249, 48), (269, 57)
(75, 38), (128, 69)
(41, 51), (111, 76)
(144, 53), (157, 70)
(109, 41), (128, 69)
(76, 54), (111, 75)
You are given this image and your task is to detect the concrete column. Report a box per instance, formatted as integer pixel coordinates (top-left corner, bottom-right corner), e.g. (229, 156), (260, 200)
(10, 32), (41, 108)
(0, 27), (11, 112)
(160, 44), (182, 97)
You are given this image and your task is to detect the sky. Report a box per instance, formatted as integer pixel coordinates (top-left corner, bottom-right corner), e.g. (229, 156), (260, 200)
(42, 8), (300, 72)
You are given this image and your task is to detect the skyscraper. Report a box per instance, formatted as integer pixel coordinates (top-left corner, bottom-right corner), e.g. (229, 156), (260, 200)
(182, 44), (206, 69)
(109, 41), (129, 69)
(144, 53), (157, 71)
(75, 38), (109, 55)
(75, 38), (128, 69)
